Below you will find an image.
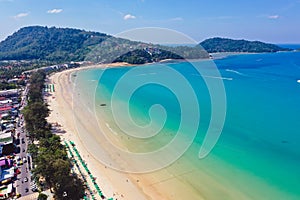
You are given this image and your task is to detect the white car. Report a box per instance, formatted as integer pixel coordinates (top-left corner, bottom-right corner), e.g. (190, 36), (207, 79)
(31, 184), (38, 192)
(15, 156), (21, 161)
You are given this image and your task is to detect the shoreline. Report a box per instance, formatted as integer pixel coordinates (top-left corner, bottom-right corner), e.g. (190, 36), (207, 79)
(43, 53), (296, 200)
(209, 52), (261, 60)
(46, 66), (150, 200)
(44, 61), (251, 200)
(45, 63), (212, 200)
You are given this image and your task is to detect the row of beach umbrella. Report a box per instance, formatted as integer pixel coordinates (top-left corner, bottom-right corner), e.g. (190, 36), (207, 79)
(64, 141), (96, 200)
(44, 84), (55, 92)
(68, 141), (113, 200)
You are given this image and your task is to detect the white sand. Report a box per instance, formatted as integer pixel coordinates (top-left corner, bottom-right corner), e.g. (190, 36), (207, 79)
(46, 66), (150, 200)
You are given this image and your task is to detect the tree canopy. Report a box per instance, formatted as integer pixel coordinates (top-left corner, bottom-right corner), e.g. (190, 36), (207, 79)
(0, 26), (290, 65)
(0, 26), (209, 64)
(24, 70), (85, 199)
(199, 37), (290, 53)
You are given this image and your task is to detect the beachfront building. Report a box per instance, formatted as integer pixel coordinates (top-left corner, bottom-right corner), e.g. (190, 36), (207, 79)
(0, 183), (14, 199)
(0, 160), (15, 199)
(0, 97), (16, 117)
(0, 151), (16, 199)
(0, 159), (13, 170)
(0, 90), (18, 98)
(0, 133), (15, 156)
(23, 62), (80, 75)
(0, 107), (12, 116)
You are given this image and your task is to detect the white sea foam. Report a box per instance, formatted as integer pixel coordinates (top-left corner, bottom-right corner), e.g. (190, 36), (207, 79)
(225, 69), (245, 76)
(191, 74), (233, 81)
(297, 80), (300, 83)
(203, 75), (233, 81)
(106, 123), (118, 135)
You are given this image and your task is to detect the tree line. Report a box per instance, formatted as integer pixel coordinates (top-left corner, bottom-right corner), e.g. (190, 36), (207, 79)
(23, 70), (85, 199)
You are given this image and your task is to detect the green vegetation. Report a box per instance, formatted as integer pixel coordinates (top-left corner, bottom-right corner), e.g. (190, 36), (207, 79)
(23, 71), (85, 199)
(199, 37), (290, 53)
(0, 26), (209, 64)
(113, 48), (183, 64)
(0, 26), (109, 62)
(37, 193), (48, 200)
(0, 81), (17, 90)
(0, 26), (290, 66)
(0, 60), (56, 84)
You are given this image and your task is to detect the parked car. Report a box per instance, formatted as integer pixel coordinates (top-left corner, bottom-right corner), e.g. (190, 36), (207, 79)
(31, 184), (38, 192)
(17, 160), (23, 166)
(15, 168), (21, 174)
(15, 156), (21, 161)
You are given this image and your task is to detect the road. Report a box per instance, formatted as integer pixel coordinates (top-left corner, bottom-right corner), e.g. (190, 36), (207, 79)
(14, 87), (35, 198)
(14, 119), (33, 197)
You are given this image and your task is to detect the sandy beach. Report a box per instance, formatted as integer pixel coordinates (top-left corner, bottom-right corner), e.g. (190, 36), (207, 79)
(46, 65), (151, 200)
(45, 63), (257, 200)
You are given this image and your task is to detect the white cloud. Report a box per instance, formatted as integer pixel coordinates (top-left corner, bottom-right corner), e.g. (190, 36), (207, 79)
(13, 12), (29, 19)
(47, 9), (63, 14)
(268, 15), (280, 19)
(124, 14), (136, 20)
(169, 17), (184, 21)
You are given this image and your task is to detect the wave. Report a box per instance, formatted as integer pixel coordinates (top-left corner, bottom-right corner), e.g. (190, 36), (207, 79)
(297, 80), (300, 83)
(106, 123), (118, 135)
(191, 74), (233, 81)
(203, 75), (233, 81)
(225, 69), (245, 76)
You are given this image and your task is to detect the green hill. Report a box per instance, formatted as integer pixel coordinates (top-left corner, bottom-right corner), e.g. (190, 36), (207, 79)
(0, 26), (111, 62)
(0, 27), (289, 64)
(199, 37), (290, 53)
(0, 26), (209, 64)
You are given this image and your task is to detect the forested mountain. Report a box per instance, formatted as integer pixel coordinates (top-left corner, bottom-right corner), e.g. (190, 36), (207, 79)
(0, 27), (291, 64)
(199, 37), (290, 53)
(0, 26), (111, 62)
(0, 26), (209, 64)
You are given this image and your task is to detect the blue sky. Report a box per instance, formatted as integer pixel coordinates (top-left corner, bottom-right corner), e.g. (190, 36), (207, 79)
(0, 0), (300, 43)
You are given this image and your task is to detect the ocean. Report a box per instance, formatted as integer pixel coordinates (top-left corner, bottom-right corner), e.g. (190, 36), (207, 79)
(73, 51), (300, 199)
(278, 44), (300, 50)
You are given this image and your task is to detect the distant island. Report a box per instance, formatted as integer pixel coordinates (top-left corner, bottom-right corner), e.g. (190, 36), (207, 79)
(199, 37), (290, 53)
(0, 26), (291, 64)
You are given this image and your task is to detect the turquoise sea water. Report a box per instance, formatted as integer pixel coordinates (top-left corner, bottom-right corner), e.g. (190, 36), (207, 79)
(75, 51), (300, 199)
